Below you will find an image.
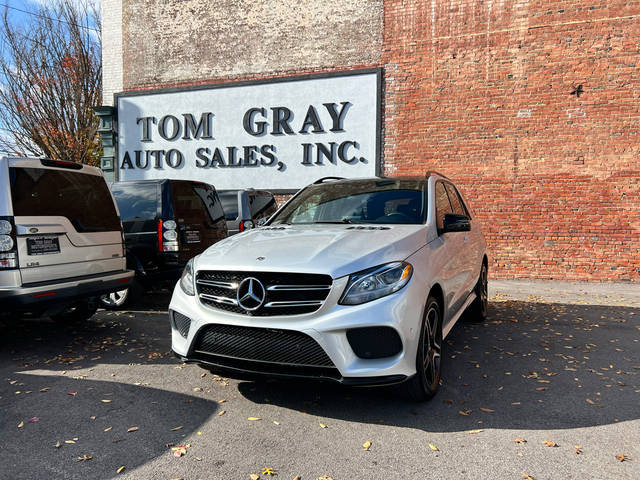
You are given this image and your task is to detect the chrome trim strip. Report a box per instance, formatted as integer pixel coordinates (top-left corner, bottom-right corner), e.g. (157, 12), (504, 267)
(199, 293), (238, 306)
(197, 279), (237, 289)
(266, 284), (331, 291)
(264, 300), (324, 308)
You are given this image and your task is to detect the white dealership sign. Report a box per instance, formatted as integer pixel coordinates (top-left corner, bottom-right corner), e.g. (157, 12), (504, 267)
(116, 70), (381, 191)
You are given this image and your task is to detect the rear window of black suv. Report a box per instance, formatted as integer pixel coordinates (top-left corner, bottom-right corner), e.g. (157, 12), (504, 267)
(9, 167), (120, 232)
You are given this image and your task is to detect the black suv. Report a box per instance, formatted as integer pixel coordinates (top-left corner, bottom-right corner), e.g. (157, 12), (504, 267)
(100, 179), (227, 308)
(217, 189), (278, 235)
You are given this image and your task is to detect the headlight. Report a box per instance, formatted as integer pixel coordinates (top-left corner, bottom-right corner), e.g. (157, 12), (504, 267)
(0, 234), (14, 252)
(339, 262), (413, 305)
(180, 258), (195, 296)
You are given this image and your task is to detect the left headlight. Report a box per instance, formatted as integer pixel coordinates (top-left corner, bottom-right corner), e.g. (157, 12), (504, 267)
(180, 258), (195, 296)
(339, 262), (413, 305)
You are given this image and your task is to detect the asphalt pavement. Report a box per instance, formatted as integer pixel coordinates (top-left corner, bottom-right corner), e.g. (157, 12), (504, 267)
(1, 283), (638, 480)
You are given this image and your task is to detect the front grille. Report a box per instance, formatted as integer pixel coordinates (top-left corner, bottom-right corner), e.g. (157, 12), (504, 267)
(191, 324), (335, 368)
(196, 270), (332, 316)
(171, 311), (191, 338)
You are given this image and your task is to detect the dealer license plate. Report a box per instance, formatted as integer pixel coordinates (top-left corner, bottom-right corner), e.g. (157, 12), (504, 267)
(184, 230), (201, 244)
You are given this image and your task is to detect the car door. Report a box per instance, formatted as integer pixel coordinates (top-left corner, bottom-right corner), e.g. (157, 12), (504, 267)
(434, 181), (468, 321)
(445, 182), (476, 300)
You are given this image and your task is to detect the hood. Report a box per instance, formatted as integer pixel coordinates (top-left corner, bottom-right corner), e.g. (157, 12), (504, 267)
(197, 224), (428, 279)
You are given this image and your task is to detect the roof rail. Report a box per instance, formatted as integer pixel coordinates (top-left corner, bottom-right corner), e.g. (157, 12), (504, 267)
(313, 176), (345, 184)
(424, 170), (450, 180)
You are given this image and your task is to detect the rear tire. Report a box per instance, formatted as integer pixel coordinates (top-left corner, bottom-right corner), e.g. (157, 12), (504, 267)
(51, 299), (98, 324)
(467, 263), (488, 322)
(400, 295), (443, 402)
(99, 280), (142, 310)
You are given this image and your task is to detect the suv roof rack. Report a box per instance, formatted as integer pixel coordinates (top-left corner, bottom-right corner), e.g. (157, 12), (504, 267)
(313, 176), (345, 184)
(424, 171), (450, 180)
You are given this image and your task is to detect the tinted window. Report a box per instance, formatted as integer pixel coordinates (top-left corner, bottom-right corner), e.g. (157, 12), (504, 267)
(217, 191), (239, 220)
(272, 179), (426, 225)
(172, 181), (224, 224)
(444, 183), (466, 217)
(249, 193), (277, 220)
(193, 185), (224, 223)
(10, 167), (120, 232)
(111, 183), (158, 221)
(435, 182), (452, 231)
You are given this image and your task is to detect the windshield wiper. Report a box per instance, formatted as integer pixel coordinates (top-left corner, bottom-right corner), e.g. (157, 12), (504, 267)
(312, 218), (353, 224)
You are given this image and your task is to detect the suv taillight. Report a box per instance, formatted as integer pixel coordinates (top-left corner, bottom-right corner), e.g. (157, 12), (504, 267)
(0, 216), (18, 269)
(159, 219), (179, 252)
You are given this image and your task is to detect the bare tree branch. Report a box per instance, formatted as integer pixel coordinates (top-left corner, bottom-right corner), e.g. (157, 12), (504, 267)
(0, 0), (101, 165)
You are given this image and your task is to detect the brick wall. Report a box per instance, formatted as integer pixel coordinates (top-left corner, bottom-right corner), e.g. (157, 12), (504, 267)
(113, 0), (640, 282)
(101, 0), (122, 105)
(383, 0), (640, 281)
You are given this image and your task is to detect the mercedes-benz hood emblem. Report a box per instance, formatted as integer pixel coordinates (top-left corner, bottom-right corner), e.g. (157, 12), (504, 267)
(236, 277), (266, 311)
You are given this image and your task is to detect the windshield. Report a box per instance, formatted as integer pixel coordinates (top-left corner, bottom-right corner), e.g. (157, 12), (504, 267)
(271, 179), (427, 225)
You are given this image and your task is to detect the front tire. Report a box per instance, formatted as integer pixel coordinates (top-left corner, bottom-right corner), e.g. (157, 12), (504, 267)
(400, 296), (443, 402)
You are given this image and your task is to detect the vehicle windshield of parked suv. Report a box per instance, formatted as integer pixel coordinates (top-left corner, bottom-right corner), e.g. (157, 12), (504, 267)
(271, 179), (426, 225)
(217, 191), (239, 220)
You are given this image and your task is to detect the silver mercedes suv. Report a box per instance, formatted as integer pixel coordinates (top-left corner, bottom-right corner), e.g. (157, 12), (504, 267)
(169, 173), (487, 400)
(0, 157), (133, 322)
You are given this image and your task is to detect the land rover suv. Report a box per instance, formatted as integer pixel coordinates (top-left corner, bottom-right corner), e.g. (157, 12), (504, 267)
(100, 179), (228, 308)
(0, 157), (133, 322)
(169, 173), (487, 401)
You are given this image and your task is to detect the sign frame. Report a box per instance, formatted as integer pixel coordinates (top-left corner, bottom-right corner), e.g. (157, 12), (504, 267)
(113, 68), (383, 193)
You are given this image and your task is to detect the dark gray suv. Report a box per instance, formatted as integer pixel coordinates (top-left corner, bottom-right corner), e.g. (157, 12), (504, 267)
(217, 189), (277, 235)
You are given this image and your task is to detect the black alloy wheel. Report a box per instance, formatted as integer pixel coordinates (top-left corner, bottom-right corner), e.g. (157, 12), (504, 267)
(401, 295), (442, 401)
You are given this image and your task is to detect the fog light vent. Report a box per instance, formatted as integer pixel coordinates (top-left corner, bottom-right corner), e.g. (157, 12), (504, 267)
(171, 311), (191, 338)
(346, 326), (402, 359)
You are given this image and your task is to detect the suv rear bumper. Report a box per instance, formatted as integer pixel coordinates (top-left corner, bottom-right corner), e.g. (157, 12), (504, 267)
(0, 270), (134, 309)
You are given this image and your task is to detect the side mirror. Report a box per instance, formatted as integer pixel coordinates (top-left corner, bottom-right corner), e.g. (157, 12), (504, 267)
(442, 213), (470, 233)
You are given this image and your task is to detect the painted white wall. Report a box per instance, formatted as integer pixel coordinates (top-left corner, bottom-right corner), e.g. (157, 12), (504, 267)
(117, 72), (380, 190)
(101, 0), (122, 106)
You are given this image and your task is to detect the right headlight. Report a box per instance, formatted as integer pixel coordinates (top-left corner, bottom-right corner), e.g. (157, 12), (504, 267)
(179, 258), (195, 296)
(339, 262), (413, 305)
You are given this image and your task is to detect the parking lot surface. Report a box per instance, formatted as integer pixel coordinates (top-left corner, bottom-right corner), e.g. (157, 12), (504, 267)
(2, 289), (638, 480)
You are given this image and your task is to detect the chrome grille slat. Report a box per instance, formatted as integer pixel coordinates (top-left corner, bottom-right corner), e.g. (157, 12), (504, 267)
(196, 271), (332, 316)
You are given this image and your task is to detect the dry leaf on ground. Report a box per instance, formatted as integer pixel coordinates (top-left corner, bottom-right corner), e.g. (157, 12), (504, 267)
(249, 475), (259, 480)
(262, 467), (276, 476)
(319, 423), (327, 429)
(615, 454), (629, 462)
(514, 438), (527, 444)
(171, 425), (183, 431)
(543, 441), (559, 447)
(77, 455), (92, 462)
(429, 443), (439, 451)
(248, 417), (261, 421)
(466, 429), (483, 434)
(218, 410), (226, 416)
(116, 466), (125, 474)
(363, 441), (372, 451)
(127, 426), (139, 433)
(480, 408), (495, 413)
(172, 445), (188, 457)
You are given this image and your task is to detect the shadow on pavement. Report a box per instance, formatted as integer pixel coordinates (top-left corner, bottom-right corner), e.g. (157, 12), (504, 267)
(238, 301), (640, 432)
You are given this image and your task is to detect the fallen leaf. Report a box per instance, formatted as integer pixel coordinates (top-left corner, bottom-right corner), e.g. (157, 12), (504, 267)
(480, 408), (495, 413)
(55, 441), (62, 448)
(458, 410), (472, 416)
(316, 476), (334, 480)
(248, 417), (261, 421)
(201, 372), (206, 377)
(116, 466), (125, 474)
(273, 421), (280, 425)
(262, 467), (276, 476)
(466, 429), (483, 434)
(101, 399), (112, 403)
(68, 392), (77, 396)
(514, 438), (527, 444)
(77, 455), (92, 462)
(195, 457), (202, 461)
(575, 446), (583, 455)
(172, 445), (187, 457)
(250, 475), (260, 480)
(40, 387), (50, 392)
(293, 477), (301, 480)
(363, 441), (372, 451)
(429, 443), (439, 451)
(127, 426), (139, 433)
(543, 441), (559, 447)
(64, 440), (76, 444)
(536, 387), (548, 391)
(319, 423), (327, 429)
(104, 427), (112, 432)
(18, 421), (24, 428)
(218, 410), (226, 416)
(171, 425), (184, 431)
(218, 399), (226, 404)
(522, 475), (535, 480)
(615, 454), (629, 462)
(197, 431), (202, 435)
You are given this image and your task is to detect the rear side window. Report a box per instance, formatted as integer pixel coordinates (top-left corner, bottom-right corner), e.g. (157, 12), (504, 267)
(217, 191), (239, 220)
(444, 183), (468, 217)
(249, 193), (277, 220)
(111, 183), (158, 221)
(9, 167), (120, 232)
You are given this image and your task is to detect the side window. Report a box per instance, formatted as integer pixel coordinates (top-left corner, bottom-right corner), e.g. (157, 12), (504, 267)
(444, 183), (466, 217)
(249, 193), (277, 220)
(435, 182), (452, 232)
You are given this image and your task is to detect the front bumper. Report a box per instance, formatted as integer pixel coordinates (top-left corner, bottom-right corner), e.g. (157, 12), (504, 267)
(168, 272), (426, 382)
(0, 270), (134, 310)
